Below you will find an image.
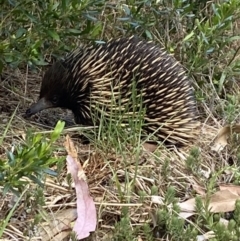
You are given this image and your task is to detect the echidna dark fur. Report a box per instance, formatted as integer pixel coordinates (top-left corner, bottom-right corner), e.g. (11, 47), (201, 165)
(26, 36), (200, 146)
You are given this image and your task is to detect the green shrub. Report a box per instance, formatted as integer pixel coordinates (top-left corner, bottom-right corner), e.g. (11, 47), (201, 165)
(0, 121), (65, 195)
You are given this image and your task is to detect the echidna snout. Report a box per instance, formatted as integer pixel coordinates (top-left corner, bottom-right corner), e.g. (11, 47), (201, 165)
(25, 97), (54, 117)
(26, 36), (200, 145)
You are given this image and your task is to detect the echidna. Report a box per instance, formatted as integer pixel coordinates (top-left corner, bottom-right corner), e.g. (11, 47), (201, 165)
(25, 36), (200, 145)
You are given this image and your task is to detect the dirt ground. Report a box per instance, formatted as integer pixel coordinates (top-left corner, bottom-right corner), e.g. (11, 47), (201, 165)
(0, 67), (234, 240)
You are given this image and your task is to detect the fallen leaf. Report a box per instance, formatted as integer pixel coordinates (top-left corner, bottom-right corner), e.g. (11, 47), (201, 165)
(219, 184), (240, 195)
(138, 236), (143, 241)
(178, 198), (196, 212)
(212, 124), (240, 152)
(64, 134), (78, 159)
(65, 135), (97, 239)
(179, 189), (240, 214)
(38, 209), (77, 241)
(151, 195), (164, 205)
(191, 183), (206, 195)
(197, 231), (215, 241)
(219, 217), (229, 227)
(179, 211), (195, 219)
(209, 189), (240, 213)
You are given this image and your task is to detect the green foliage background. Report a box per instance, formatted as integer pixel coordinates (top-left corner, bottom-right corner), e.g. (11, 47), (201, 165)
(1, 0), (239, 80)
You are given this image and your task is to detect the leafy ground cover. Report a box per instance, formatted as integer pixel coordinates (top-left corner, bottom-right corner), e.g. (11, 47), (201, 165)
(1, 0), (240, 240)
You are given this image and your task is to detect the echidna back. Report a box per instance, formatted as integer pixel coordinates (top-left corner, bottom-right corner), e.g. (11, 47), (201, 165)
(30, 36), (199, 146)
